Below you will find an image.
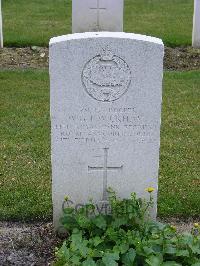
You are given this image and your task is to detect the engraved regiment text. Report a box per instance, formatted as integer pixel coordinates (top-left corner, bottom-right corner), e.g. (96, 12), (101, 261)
(54, 107), (159, 144)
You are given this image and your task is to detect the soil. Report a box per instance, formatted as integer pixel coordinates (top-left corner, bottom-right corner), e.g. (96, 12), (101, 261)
(0, 222), (61, 266)
(164, 46), (200, 71)
(0, 46), (200, 71)
(0, 218), (199, 266)
(0, 47), (49, 70)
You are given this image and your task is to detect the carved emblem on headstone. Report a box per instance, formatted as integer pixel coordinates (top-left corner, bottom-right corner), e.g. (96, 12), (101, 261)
(82, 49), (131, 102)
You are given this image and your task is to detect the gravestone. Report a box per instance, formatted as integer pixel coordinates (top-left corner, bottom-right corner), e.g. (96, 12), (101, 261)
(193, 0), (200, 48)
(0, 0), (3, 48)
(50, 32), (164, 228)
(72, 0), (124, 33)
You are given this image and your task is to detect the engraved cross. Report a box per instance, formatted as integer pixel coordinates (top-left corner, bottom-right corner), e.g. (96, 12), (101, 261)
(88, 148), (123, 201)
(89, 0), (106, 31)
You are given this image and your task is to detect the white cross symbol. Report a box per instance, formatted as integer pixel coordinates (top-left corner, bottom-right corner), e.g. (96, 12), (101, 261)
(88, 148), (123, 201)
(90, 0), (106, 31)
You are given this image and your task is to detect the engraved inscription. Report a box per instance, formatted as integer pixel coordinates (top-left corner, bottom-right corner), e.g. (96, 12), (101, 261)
(54, 107), (159, 145)
(82, 50), (131, 102)
(88, 148), (123, 201)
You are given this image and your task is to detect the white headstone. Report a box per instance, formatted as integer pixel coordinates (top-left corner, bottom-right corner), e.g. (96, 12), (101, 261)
(0, 0), (3, 48)
(193, 0), (200, 48)
(49, 32), (164, 228)
(72, 0), (124, 33)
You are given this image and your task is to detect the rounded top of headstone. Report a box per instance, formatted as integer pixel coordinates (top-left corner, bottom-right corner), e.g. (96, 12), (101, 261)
(49, 32), (164, 46)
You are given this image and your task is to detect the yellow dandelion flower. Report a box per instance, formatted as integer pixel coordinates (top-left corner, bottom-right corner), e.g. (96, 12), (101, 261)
(170, 225), (176, 231)
(145, 187), (155, 193)
(194, 223), (199, 228)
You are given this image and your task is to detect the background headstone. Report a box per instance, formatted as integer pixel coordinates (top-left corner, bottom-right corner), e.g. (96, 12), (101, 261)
(72, 0), (124, 33)
(0, 0), (3, 48)
(50, 32), (164, 228)
(192, 0), (200, 48)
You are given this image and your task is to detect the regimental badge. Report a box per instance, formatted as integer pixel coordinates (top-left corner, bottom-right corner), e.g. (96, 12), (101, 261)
(82, 49), (131, 102)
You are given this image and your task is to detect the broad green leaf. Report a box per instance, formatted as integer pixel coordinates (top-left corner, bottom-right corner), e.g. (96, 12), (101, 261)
(180, 233), (193, 245)
(145, 255), (162, 266)
(90, 236), (104, 247)
(92, 215), (107, 229)
(111, 217), (127, 228)
(92, 249), (104, 258)
(96, 260), (105, 266)
(162, 262), (182, 266)
(189, 244), (200, 254)
(82, 258), (96, 266)
(60, 215), (78, 229)
(77, 215), (91, 228)
(55, 190), (200, 266)
(143, 246), (155, 255)
(57, 241), (70, 260)
(102, 252), (119, 266)
(118, 243), (129, 254)
(71, 254), (81, 265)
(71, 230), (82, 244)
(70, 231), (87, 253)
(79, 244), (89, 258)
(176, 249), (189, 257)
(121, 248), (136, 265)
(113, 243), (129, 254)
(164, 245), (176, 254)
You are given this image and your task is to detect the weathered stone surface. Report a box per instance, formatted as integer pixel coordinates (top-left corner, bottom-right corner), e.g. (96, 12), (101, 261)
(49, 32), (164, 228)
(193, 0), (200, 48)
(72, 0), (124, 33)
(0, 0), (3, 48)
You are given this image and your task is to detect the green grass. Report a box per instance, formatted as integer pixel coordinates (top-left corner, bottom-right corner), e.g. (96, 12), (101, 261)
(3, 0), (71, 47)
(0, 70), (51, 221)
(125, 0), (193, 47)
(2, 0), (193, 47)
(159, 71), (200, 217)
(0, 70), (199, 221)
